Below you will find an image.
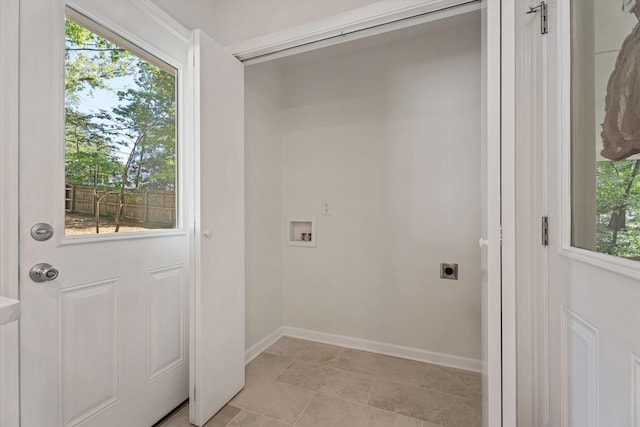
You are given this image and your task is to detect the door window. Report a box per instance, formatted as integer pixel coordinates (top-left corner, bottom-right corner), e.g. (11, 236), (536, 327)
(65, 9), (177, 235)
(571, 0), (640, 259)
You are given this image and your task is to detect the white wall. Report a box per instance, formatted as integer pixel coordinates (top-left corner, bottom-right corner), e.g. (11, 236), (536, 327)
(245, 62), (285, 351)
(280, 20), (482, 360)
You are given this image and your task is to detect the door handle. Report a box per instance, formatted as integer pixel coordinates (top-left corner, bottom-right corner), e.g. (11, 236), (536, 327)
(29, 263), (59, 283)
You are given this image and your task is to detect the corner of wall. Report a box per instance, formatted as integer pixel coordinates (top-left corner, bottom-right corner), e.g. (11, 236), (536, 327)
(244, 61), (286, 352)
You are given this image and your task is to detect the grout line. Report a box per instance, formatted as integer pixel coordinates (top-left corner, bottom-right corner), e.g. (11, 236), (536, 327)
(222, 409), (243, 427)
(239, 408), (297, 426)
(293, 391), (317, 426)
(366, 378), (377, 406)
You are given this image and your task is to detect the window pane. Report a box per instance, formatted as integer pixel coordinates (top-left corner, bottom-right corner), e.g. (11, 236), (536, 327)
(64, 10), (177, 235)
(571, 0), (640, 259)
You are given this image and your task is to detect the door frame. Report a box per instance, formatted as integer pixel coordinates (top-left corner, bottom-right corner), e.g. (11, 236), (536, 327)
(0, 0), (20, 425)
(510, 0), (550, 426)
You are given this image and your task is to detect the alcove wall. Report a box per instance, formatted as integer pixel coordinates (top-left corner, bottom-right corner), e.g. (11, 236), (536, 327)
(245, 11), (482, 365)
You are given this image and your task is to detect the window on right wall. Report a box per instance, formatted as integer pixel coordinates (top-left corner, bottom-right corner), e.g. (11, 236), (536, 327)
(571, 0), (640, 260)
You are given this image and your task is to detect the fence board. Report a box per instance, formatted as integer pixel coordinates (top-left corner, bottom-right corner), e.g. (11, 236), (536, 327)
(65, 184), (176, 226)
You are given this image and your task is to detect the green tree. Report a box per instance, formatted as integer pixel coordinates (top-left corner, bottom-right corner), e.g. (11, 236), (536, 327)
(64, 18), (176, 233)
(596, 159), (640, 258)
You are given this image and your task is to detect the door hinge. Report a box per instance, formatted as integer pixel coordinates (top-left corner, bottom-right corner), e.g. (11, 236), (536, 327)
(499, 225), (503, 247)
(541, 216), (549, 247)
(527, 1), (548, 35)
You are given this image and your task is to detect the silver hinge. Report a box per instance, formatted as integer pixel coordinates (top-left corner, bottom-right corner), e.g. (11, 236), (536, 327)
(541, 216), (549, 247)
(499, 225), (503, 247)
(527, 1), (548, 35)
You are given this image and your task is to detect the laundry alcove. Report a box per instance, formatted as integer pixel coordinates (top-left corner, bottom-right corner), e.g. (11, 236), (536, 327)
(244, 8), (483, 372)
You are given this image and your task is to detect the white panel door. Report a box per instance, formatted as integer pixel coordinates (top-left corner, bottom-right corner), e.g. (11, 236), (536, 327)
(19, 1), (190, 426)
(544, 1), (640, 426)
(189, 29), (245, 427)
(481, 0), (505, 426)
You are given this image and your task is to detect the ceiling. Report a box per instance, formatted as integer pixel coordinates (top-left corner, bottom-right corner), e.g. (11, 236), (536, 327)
(268, 9), (480, 68)
(151, 0), (382, 47)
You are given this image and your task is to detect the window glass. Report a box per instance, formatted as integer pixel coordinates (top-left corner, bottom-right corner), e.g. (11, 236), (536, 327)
(571, 0), (640, 259)
(65, 10), (177, 235)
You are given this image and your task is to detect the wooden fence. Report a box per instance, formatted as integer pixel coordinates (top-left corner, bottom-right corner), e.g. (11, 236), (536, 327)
(65, 184), (176, 226)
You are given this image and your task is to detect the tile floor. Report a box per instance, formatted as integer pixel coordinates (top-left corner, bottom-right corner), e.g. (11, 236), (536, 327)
(160, 337), (481, 427)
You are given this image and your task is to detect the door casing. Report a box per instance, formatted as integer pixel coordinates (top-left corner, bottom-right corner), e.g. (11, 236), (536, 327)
(0, 0), (21, 425)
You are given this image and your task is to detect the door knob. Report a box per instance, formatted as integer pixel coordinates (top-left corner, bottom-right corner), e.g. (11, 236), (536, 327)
(29, 263), (59, 283)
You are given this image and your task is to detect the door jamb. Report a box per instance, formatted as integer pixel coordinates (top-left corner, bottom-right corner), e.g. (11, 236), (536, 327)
(500, 0), (518, 425)
(512, 0), (550, 425)
(0, 0), (21, 425)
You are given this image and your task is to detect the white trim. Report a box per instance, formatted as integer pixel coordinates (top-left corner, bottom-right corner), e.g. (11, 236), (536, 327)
(132, 0), (190, 44)
(514, 1), (548, 425)
(559, 246), (640, 281)
(229, 0), (480, 64)
(0, 0), (21, 425)
(188, 30), (201, 425)
(501, 0), (517, 425)
(245, 328), (284, 365)
(483, 0), (504, 425)
(281, 326), (482, 373)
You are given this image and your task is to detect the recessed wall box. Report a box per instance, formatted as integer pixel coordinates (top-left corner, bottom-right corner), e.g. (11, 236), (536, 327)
(287, 218), (317, 247)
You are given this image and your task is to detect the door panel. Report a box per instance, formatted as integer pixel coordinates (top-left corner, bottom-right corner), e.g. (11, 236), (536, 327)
(19, 1), (190, 425)
(189, 29), (245, 427)
(60, 280), (119, 426)
(546, 1), (640, 426)
(149, 265), (186, 380)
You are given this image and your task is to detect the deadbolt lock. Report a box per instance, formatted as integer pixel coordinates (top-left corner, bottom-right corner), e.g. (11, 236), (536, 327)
(30, 223), (54, 242)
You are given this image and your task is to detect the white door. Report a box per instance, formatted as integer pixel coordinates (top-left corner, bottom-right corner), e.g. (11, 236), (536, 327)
(482, 0), (509, 426)
(189, 29), (245, 427)
(19, 1), (191, 425)
(544, 0), (640, 425)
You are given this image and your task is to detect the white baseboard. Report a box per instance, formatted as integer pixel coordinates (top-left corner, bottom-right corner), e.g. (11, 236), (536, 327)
(244, 326), (482, 372)
(244, 327), (284, 364)
(281, 326), (482, 373)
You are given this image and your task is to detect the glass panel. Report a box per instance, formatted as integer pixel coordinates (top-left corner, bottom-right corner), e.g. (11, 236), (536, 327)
(571, 0), (640, 259)
(64, 10), (177, 235)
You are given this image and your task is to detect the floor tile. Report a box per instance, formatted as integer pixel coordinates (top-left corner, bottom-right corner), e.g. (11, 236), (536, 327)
(277, 360), (375, 404)
(205, 405), (243, 427)
(421, 364), (481, 401)
(230, 377), (316, 424)
(159, 338), (481, 427)
(295, 394), (422, 427)
(329, 348), (426, 388)
(227, 410), (292, 427)
(265, 337), (343, 365)
(368, 379), (481, 427)
(246, 353), (293, 382)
